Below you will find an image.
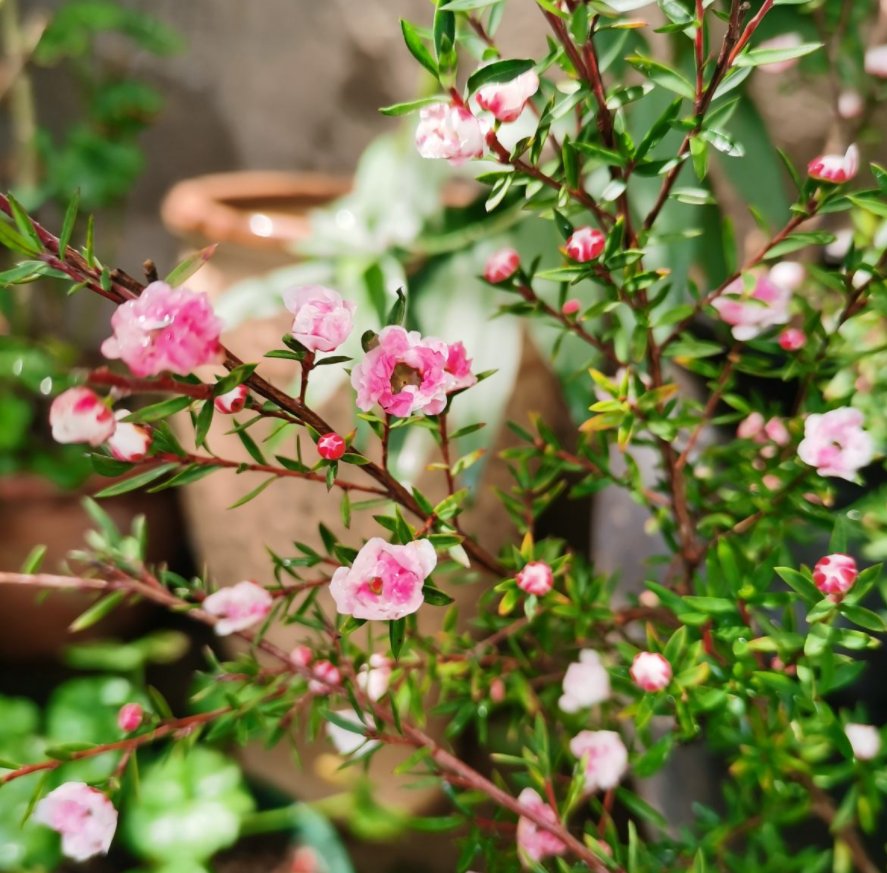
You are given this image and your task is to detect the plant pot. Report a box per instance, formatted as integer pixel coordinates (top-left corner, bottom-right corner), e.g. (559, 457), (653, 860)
(0, 475), (188, 661)
(160, 170), (584, 810)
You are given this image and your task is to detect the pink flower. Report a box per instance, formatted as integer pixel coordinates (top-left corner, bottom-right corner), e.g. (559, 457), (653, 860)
(845, 723), (881, 760)
(50, 388), (116, 446)
(779, 327), (806, 351)
(711, 264), (797, 341)
(516, 561), (553, 596)
(490, 677), (506, 703)
(214, 384), (249, 414)
(864, 45), (887, 78)
(117, 703), (143, 733)
(797, 407), (873, 480)
(309, 659), (341, 694)
(559, 649), (611, 713)
(34, 782), (117, 861)
(476, 70), (540, 122)
(101, 281), (222, 377)
(415, 103), (484, 165)
(562, 299), (581, 316)
(351, 326), (469, 417)
(289, 644), (313, 669)
(106, 410), (151, 462)
(357, 653), (392, 701)
(808, 144), (859, 184)
(282, 285), (355, 353)
(838, 91), (864, 120)
(484, 248), (520, 284)
(329, 537), (436, 621)
(569, 730), (628, 793)
(737, 412), (765, 440)
(757, 33), (803, 74)
(812, 553), (858, 598)
(630, 652), (672, 692)
(445, 341), (478, 393)
(515, 788), (566, 865)
(764, 417), (790, 446)
(203, 581), (273, 636)
(317, 432), (346, 461)
(565, 226), (605, 263)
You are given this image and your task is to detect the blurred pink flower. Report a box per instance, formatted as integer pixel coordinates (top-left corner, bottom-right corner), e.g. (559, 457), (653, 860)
(445, 341), (478, 393)
(416, 103), (484, 165)
(797, 407), (873, 480)
(516, 561), (553, 596)
(49, 388), (116, 446)
(309, 659), (342, 694)
(484, 248), (520, 284)
(559, 649), (611, 713)
(630, 652), (672, 692)
(864, 45), (887, 78)
(329, 537), (436, 621)
(812, 553), (858, 598)
(106, 410), (151, 462)
(515, 788), (566, 865)
(101, 281), (222, 377)
(569, 730), (628, 793)
(476, 70), (540, 122)
(117, 703), (143, 733)
(712, 263), (800, 341)
(808, 144), (859, 184)
(845, 723), (881, 760)
(34, 782), (117, 861)
(778, 327), (806, 351)
(282, 285), (355, 353)
(203, 581), (273, 636)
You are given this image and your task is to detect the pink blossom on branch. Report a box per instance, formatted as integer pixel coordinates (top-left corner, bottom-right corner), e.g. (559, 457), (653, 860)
(569, 730), (629, 793)
(117, 703), (143, 733)
(778, 327), (806, 351)
(516, 561), (554, 596)
(101, 281), (223, 377)
(34, 782), (117, 862)
(630, 652), (672, 692)
(309, 659), (342, 694)
(564, 226), (605, 263)
(214, 384), (249, 414)
(559, 649), (611, 713)
(282, 285), (355, 353)
(106, 410), (152, 462)
(476, 70), (540, 122)
(49, 387), (116, 446)
(203, 580), (273, 636)
(812, 554), (858, 599)
(807, 144), (859, 184)
(484, 248), (520, 284)
(515, 788), (567, 865)
(329, 537), (436, 621)
(351, 326), (475, 418)
(797, 407), (873, 480)
(712, 262), (801, 341)
(415, 103), (484, 165)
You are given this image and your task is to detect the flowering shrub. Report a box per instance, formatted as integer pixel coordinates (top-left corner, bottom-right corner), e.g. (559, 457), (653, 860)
(1, 1), (887, 871)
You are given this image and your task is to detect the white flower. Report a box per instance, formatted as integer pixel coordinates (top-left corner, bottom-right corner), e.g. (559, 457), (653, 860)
(845, 723), (881, 761)
(357, 654), (392, 701)
(559, 650), (611, 713)
(326, 709), (378, 756)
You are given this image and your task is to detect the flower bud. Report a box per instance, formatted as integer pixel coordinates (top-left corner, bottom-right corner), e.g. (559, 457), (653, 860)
(106, 410), (152, 462)
(864, 45), (887, 79)
(49, 388), (116, 446)
(484, 248), (520, 284)
(289, 644), (313, 669)
(630, 651), (672, 692)
(489, 677), (506, 704)
(415, 103), (484, 165)
(516, 561), (554, 596)
(282, 285), (355, 353)
(838, 90), (864, 120)
(309, 659), (342, 694)
(565, 227), (605, 262)
(214, 384), (249, 414)
(317, 432), (346, 461)
(562, 298), (581, 316)
(778, 328), (806, 351)
(845, 723), (882, 760)
(476, 70), (540, 122)
(812, 553), (857, 598)
(117, 703), (143, 733)
(808, 144), (859, 184)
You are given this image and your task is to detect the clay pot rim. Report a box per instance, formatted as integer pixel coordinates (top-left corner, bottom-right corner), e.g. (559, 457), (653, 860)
(161, 171), (353, 252)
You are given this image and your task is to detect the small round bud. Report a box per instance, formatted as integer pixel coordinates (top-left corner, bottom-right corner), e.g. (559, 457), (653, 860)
(812, 553), (857, 599)
(214, 384), (249, 414)
(630, 652), (672, 692)
(565, 227), (605, 262)
(317, 432), (346, 461)
(484, 248), (520, 284)
(561, 298), (581, 316)
(515, 561), (554, 596)
(117, 703), (143, 733)
(778, 328), (806, 351)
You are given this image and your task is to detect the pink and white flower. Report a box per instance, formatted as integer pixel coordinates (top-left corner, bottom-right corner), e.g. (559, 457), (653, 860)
(309, 659), (342, 694)
(838, 91), (864, 120)
(797, 407), (873, 480)
(569, 730), (629, 793)
(630, 652), (672, 692)
(214, 384), (249, 414)
(845, 723), (881, 760)
(779, 327), (806, 351)
(565, 227), (605, 263)
(282, 285), (355, 353)
(49, 388), (116, 446)
(559, 649), (611, 713)
(117, 703), (143, 733)
(317, 432), (346, 461)
(476, 70), (540, 122)
(808, 144), (859, 184)
(34, 782), (117, 861)
(101, 281), (222, 377)
(325, 709), (378, 756)
(812, 553), (858, 599)
(756, 33), (803, 74)
(203, 581), (273, 636)
(351, 326), (473, 417)
(864, 45), (887, 79)
(357, 653), (392, 701)
(289, 644), (313, 669)
(329, 537), (436, 621)
(516, 561), (554, 596)
(415, 103), (484, 165)
(515, 788), (566, 865)
(712, 262), (801, 341)
(484, 248), (520, 284)
(106, 410), (152, 462)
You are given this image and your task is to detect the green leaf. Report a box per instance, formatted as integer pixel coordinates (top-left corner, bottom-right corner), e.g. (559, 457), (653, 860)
(123, 394), (193, 423)
(386, 287), (408, 327)
(467, 59), (535, 95)
(69, 590), (128, 632)
(6, 194), (42, 250)
(95, 463), (179, 497)
(422, 584), (454, 606)
(214, 363), (257, 395)
(164, 243), (218, 287)
(228, 476), (275, 509)
(59, 189), (81, 255)
(400, 19), (438, 79)
(379, 96), (446, 116)
(194, 400), (214, 449)
(626, 56), (695, 101)
(389, 618), (407, 659)
(20, 544), (47, 574)
(767, 231), (835, 258)
(0, 218), (39, 255)
(440, 0), (501, 9)
(236, 427), (267, 465)
(733, 41), (822, 68)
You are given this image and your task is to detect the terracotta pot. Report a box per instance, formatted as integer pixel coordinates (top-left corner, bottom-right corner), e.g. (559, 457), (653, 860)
(160, 171), (583, 810)
(0, 475), (187, 660)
